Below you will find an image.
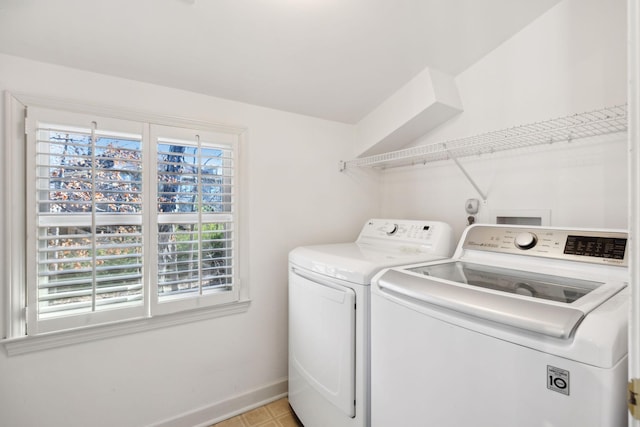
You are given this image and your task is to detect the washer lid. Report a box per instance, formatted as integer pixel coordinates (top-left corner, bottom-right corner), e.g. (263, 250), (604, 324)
(376, 261), (627, 339)
(409, 261), (603, 304)
(289, 242), (447, 284)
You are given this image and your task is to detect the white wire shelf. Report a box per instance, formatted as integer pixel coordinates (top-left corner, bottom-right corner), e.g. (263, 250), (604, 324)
(340, 104), (628, 171)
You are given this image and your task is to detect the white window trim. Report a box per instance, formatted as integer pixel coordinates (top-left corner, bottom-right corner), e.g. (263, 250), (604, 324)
(3, 301), (251, 356)
(2, 91), (251, 354)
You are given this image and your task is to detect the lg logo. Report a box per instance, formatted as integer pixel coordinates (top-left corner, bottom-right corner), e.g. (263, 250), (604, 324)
(547, 365), (570, 396)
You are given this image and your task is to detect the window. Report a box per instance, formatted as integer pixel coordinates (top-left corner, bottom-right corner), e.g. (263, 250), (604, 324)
(4, 95), (248, 345)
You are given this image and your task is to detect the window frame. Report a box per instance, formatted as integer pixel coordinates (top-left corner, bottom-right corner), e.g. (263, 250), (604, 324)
(2, 92), (250, 355)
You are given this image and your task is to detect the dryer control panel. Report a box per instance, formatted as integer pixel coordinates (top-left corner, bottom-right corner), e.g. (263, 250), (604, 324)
(462, 225), (628, 266)
(357, 218), (454, 256)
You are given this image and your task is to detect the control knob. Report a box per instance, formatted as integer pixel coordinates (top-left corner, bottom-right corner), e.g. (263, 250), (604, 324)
(514, 232), (538, 250)
(383, 223), (399, 235)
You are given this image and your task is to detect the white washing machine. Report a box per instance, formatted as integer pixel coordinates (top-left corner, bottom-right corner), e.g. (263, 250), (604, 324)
(288, 218), (455, 427)
(371, 224), (629, 427)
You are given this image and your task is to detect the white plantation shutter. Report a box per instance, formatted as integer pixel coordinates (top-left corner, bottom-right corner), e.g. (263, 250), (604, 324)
(151, 125), (239, 315)
(27, 108), (147, 333)
(22, 107), (242, 335)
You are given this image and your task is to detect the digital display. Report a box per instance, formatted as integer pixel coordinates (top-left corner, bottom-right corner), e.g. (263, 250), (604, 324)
(564, 235), (627, 260)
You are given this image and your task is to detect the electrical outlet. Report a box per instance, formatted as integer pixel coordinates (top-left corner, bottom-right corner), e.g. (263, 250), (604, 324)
(465, 198), (479, 214)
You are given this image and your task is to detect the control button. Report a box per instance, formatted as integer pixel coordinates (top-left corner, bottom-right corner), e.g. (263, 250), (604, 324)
(514, 232), (538, 250)
(384, 223), (398, 235)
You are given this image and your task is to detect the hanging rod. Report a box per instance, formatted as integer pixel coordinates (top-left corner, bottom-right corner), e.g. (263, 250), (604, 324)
(340, 104), (627, 171)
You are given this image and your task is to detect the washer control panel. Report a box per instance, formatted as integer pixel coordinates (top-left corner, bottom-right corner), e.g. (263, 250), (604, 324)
(462, 225), (628, 266)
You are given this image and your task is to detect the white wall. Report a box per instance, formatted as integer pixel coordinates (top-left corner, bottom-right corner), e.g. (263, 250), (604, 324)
(379, 0), (628, 240)
(0, 53), (379, 427)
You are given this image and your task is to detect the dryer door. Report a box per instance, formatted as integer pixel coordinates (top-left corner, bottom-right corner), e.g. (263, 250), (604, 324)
(289, 268), (356, 417)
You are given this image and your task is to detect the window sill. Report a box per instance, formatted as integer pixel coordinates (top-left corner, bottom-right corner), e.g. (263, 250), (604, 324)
(2, 299), (251, 356)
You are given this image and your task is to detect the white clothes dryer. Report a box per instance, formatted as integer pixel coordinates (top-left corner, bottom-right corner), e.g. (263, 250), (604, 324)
(371, 224), (629, 427)
(288, 219), (454, 427)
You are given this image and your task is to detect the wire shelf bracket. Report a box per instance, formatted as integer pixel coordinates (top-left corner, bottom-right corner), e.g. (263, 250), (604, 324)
(445, 145), (488, 201)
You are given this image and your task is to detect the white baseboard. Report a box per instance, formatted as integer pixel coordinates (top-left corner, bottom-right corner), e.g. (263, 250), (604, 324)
(149, 378), (289, 427)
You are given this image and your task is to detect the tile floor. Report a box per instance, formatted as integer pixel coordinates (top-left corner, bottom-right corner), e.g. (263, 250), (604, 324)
(210, 398), (303, 427)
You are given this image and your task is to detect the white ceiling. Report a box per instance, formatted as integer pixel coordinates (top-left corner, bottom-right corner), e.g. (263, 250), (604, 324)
(0, 0), (561, 123)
